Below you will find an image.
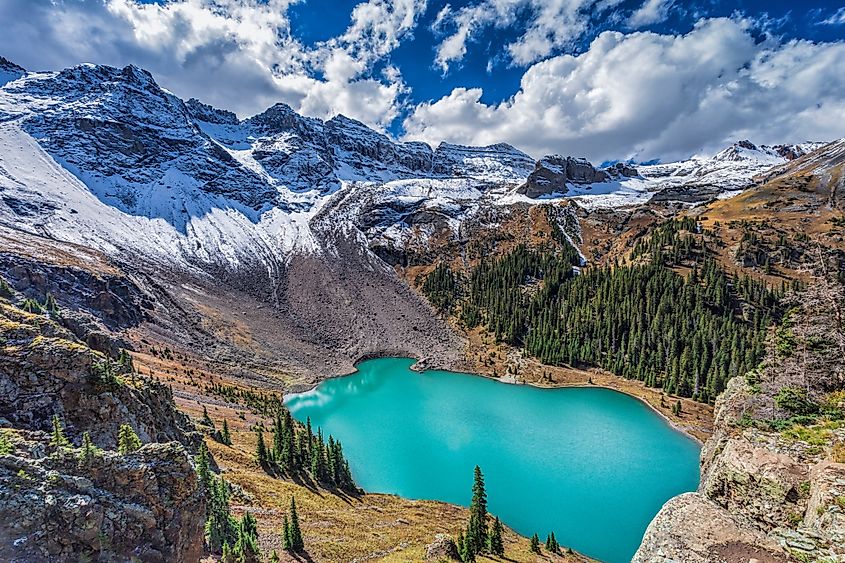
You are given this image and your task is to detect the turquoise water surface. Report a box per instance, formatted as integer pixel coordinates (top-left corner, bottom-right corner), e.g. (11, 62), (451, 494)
(285, 358), (700, 563)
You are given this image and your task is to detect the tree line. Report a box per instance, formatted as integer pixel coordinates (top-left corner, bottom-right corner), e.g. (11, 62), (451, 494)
(423, 218), (786, 401)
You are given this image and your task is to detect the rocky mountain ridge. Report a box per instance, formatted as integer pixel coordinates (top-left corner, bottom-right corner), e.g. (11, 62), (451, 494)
(0, 57), (832, 277)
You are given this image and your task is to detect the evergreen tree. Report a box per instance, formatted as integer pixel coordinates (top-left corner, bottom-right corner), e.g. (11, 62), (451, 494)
(202, 405), (215, 428)
(545, 532), (559, 553)
(466, 465), (488, 553)
(196, 441), (211, 489)
(282, 515), (291, 550)
(487, 516), (504, 556)
(286, 496), (304, 552)
(530, 533), (541, 554)
(50, 414), (69, 448)
(221, 542), (234, 563)
(458, 527), (476, 562)
(255, 428), (268, 467)
(233, 512), (260, 563)
(205, 477), (238, 552)
(77, 431), (98, 467)
(117, 423), (141, 454)
(221, 419), (232, 446)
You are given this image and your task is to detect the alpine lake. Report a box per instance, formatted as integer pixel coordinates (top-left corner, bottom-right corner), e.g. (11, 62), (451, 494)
(285, 357), (700, 563)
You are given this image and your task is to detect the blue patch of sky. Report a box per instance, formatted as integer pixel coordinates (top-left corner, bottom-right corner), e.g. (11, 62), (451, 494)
(293, 0), (845, 108)
(139, 0), (845, 131)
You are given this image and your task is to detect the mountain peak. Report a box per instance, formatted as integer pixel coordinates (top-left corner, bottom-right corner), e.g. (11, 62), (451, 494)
(0, 56), (25, 87)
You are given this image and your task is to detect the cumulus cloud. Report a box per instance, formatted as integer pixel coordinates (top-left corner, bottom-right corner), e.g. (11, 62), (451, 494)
(628, 0), (674, 28)
(406, 18), (845, 163)
(0, 0), (424, 129)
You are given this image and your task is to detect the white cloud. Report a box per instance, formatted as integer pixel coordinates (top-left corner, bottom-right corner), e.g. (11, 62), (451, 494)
(405, 18), (845, 163)
(0, 0), (423, 129)
(820, 7), (845, 26)
(432, 0), (628, 71)
(628, 0), (674, 28)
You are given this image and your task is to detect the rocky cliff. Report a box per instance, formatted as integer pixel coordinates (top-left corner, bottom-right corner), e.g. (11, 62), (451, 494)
(0, 285), (206, 561)
(635, 277), (845, 563)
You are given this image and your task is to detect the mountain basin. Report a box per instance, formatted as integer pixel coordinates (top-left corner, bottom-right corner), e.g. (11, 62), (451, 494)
(285, 357), (700, 562)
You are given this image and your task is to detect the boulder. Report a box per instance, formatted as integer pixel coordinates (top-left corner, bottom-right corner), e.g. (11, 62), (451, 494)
(425, 533), (461, 561)
(633, 492), (791, 563)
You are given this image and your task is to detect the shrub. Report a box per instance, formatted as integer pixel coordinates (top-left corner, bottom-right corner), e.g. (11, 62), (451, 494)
(775, 386), (819, 417)
(0, 430), (13, 455)
(117, 424), (142, 454)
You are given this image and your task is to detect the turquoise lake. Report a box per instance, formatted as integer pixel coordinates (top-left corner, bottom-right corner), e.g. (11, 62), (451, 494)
(284, 358), (700, 563)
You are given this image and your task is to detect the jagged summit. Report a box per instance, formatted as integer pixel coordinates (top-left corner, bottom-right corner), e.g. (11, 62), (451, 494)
(0, 56), (25, 87)
(0, 58), (839, 272)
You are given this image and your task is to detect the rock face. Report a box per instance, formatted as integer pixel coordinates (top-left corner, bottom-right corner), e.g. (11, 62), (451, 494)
(635, 375), (845, 562)
(633, 493), (790, 563)
(516, 155), (637, 198)
(0, 438), (205, 563)
(0, 294), (205, 561)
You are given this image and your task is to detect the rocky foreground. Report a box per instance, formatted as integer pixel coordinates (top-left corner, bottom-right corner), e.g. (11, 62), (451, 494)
(0, 295), (206, 561)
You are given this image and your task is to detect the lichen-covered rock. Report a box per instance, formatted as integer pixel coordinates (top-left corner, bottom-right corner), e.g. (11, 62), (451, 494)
(425, 533), (460, 561)
(632, 492), (790, 563)
(702, 435), (809, 530)
(801, 461), (845, 557)
(0, 300), (199, 451)
(0, 297), (206, 562)
(0, 436), (205, 562)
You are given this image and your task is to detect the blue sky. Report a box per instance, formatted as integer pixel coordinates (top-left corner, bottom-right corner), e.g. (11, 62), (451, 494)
(289, 0), (845, 108)
(2, 0), (845, 162)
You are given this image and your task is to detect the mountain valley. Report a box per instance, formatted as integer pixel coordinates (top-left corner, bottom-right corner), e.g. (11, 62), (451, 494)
(0, 57), (844, 563)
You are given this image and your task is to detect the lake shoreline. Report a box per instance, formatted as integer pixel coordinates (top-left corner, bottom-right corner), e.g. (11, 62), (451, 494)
(288, 352), (708, 446)
(286, 356), (702, 563)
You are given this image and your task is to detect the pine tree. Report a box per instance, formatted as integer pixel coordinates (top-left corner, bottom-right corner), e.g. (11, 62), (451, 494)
(487, 516), (504, 556)
(459, 527), (476, 562)
(77, 431), (98, 467)
(282, 515), (291, 550)
(196, 441), (211, 489)
(117, 423), (141, 454)
(205, 477), (238, 552)
(466, 465), (488, 553)
(234, 512), (260, 563)
(530, 533), (541, 554)
(287, 496), (304, 552)
(545, 531), (559, 553)
(202, 405), (215, 428)
(221, 419), (232, 446)
(221, 541), (234, 563)
(50, 414), (69, 448)
(255, 428), (268, 467)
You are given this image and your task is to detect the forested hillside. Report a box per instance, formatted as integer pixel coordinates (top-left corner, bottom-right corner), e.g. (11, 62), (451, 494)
(422, 216), (791, 402)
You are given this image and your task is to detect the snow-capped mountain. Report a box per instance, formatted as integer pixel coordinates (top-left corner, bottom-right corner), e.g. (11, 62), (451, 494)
(0, 58), (834, 275)
(640, 139), (826, 194)
(0, 57), (24, 87)
(0, 61), (533, 272)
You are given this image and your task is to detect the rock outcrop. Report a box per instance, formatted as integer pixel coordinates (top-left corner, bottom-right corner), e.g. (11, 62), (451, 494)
(0, 435), (204, 562)
(0, 290), (206, 561)
(636, 382), (845, 561)
(517, 155), (637, 198)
